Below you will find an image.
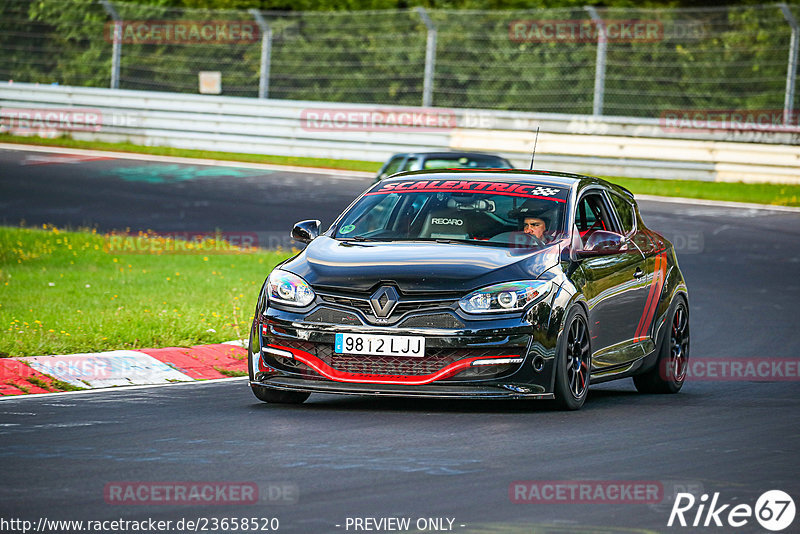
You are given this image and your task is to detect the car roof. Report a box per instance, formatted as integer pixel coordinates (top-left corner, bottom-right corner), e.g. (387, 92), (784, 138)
(391, 151), (511, 159)
(381, 168), (634, 199)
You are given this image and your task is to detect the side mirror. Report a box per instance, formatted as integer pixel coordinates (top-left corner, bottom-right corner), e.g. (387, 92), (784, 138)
(577, 230), (626, 257)
(291, 219), (321, 244)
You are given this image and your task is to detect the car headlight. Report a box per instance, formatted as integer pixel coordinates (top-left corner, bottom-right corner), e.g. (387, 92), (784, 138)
(459, 280), (552, 314)
(266, 269), (315, 307)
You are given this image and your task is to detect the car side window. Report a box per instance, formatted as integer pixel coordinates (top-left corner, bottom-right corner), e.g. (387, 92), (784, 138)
(378, 156), (406, 179)
(575, 193), (614, 243)
(402, 157), (418, 171)
(608, 193), (635, 235)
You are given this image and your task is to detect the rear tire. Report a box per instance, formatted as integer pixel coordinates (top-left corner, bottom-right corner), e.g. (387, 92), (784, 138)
(251, 385), (310, 404)
(634, 297), (689, 394)
(552, 307), (591, 410)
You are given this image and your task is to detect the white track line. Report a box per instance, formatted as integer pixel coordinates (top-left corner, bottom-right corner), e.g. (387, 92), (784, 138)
(0, 143), (375, 179)
(0, 376), (248, 402)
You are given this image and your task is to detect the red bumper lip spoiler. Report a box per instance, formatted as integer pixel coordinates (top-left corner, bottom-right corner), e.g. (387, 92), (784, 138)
(267, 343), (520, 386)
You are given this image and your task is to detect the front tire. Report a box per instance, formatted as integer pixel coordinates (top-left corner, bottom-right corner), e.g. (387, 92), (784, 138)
(633, 298), (689, 394)
(251, 385), (310, 404)
(552, 307), (591, 410)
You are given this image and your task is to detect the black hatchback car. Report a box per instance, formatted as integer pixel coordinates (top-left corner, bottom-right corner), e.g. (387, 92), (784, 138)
(248, 169), (689, 409)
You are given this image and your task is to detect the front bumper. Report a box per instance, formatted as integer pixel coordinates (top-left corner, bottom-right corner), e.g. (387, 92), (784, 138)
(251, 376), (554, 399)
(248, 297), (561, 399)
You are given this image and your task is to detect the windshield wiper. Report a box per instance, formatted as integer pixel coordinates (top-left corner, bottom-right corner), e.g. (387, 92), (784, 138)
(340, 236), (388, 242)
(432, 238), (497, 246)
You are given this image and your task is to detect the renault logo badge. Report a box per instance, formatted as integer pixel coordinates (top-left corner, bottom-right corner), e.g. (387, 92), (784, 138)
(370, 286), (399, 318)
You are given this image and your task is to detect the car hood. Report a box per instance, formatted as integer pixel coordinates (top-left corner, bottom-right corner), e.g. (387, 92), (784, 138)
(280, 236), (561, 293)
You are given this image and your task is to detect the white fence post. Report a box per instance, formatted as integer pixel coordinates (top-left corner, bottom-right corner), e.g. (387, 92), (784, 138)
(249, 9), (272, 99)
(780, 4), (799, 125)
(585, 6), (607, 117)
(415, 7), (437, 108)
(99, 0), (121, 90)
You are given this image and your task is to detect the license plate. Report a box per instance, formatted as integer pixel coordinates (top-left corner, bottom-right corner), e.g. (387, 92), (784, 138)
(334, 333), (425, 357)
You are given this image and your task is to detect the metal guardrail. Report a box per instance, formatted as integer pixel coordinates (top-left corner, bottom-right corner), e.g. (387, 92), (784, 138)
(1, 83), (799, 183)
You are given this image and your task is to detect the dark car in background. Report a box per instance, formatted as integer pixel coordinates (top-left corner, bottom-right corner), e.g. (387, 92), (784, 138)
(248, 169), (689, 410)
(375, 151), (513, 181)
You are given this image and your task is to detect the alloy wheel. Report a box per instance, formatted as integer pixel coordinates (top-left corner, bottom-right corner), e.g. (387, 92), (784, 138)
(566, 316), (591, 399)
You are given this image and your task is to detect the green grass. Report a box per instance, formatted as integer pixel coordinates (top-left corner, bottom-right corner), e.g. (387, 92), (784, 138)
(25, 375), (85, 392)
(1, 133), (798, 206)
(0, 226), (292, 357)
(214, 366), (249, 377)
(605, 176), (800, 207)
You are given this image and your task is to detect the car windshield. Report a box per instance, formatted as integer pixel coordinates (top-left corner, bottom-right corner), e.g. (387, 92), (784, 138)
(422, 155), (510, 170)
(334, 178), (568, 248)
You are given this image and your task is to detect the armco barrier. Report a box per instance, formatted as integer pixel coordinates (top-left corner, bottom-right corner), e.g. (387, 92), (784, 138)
(1, 82), (799, 183)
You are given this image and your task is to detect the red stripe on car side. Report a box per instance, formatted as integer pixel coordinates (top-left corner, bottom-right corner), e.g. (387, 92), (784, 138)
(635, 253), (667, 342)
(634, 253), (661, 340)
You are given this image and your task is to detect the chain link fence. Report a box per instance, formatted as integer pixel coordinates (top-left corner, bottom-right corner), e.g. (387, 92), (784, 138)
(1, 0), (798, 120)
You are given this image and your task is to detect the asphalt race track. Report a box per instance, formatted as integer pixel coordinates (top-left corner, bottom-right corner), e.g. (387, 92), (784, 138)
(0, 148), (366, 249)
(1, 146), (799, 533)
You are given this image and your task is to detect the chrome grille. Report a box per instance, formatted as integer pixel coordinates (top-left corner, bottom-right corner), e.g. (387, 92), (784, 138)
(319, 295), (373, 315)
(318, 291), (458, 324)
(306, 307), (361, 325)
(397, 313), (464, 329)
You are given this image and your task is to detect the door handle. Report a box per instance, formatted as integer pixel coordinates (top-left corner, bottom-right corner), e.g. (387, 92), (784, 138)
(633, 267), (645, 279)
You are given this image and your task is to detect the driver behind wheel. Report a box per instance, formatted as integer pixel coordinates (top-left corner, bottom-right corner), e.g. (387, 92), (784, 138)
(523, 216), (546, 239)
(509, 200), (555, 244)
(488, 199), (559, 247)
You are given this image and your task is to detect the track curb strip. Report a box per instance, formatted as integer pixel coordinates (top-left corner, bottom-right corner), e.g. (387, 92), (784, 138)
(0, 341), (249, 396)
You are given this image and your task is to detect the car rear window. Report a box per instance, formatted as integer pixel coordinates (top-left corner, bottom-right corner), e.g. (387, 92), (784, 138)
(609, 193), (635, 234)
(422, 156), (510, 170)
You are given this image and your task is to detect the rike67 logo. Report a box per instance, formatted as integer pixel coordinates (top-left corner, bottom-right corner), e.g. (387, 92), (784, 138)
(668, 490), (795, 531)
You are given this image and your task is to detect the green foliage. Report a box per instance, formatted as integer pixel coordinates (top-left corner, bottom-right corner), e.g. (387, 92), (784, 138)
(1, 1), (797, 115)
(214, 366), (248, 376)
